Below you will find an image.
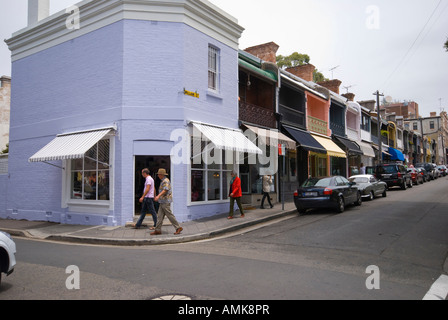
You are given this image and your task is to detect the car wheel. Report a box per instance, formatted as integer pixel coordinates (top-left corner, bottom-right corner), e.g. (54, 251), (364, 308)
(298, 208), (307, 215)
(355, 192), (362, 206)
(336, 197), (345, 213)
(382, 188), (387, 197)
(369, 191), (374, 201)
(401, 181), (407, 190)
(408, 179), (413, 188)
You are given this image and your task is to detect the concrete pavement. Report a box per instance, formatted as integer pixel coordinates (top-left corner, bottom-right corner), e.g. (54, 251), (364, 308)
(0, 202), (297, 246)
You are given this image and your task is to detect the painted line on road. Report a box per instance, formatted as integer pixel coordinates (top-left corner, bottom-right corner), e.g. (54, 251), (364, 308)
(423, 274), (448, 300)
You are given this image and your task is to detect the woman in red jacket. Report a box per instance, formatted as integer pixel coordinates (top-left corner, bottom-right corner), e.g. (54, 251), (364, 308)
(228, 171), (244, 219)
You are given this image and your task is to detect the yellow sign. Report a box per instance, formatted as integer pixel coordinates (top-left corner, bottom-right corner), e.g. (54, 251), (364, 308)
(184, 89), (199, 99)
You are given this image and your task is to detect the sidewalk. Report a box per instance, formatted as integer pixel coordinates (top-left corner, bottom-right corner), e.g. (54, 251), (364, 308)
(0, 202), (297, 246)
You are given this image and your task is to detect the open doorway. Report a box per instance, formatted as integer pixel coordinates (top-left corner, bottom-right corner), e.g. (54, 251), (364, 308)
(134, 156), (171, 215)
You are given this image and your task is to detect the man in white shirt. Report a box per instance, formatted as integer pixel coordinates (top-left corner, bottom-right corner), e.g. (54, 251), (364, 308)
(132, 168), (157, 229)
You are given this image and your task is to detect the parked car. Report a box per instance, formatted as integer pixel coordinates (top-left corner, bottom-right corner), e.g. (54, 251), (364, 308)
(415, 163), (436, 180)
(432, 164), (441, 178)
(437, 165), (447, 176)
(348, 174), (387, 200)
(0, 231), (16, 286)
(416, 167), (428, 182)
(367, 164), (412, 190)
(407, 167), (424, 185)
(293, 176), (362, 214)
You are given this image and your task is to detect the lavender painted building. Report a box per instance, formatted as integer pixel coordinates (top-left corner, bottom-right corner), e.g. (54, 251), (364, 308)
(2, 0), (263, 226)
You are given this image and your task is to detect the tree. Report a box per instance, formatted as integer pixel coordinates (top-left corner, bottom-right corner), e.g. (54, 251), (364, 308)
(276, 52), (328, 83)
(445, 38), (448, 52)
(1, 143), (8, 154)
(276, 52), (310, 69)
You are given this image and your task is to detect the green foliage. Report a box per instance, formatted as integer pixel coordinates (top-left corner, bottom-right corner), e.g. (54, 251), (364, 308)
(1, 143), (8, 154)
(276, 52), (328, 83)
(276, 52), (310, 69)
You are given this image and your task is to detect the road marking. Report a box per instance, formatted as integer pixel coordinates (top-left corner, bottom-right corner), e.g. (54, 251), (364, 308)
(423, 275), (448, 300)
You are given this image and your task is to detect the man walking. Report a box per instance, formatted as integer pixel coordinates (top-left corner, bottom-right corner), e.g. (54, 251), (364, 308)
(260, 175), (273, 209)
(151, 168), (183, 235)
(132, 168), (157, 229)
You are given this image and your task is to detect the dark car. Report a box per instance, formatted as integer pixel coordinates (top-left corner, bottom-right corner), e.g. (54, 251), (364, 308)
(407, 167), (424, 185)
(367, 164), (412, 190)
(415, 163), (436, 180)
(348, 174), (387, 200)
(293, 176), (362, 214)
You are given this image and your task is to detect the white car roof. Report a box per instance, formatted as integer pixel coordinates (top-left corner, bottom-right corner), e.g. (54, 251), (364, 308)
(348, 174), (374, 179)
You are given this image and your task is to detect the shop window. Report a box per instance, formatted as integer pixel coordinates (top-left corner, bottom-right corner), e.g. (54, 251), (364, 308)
(70, 139), (110, 201)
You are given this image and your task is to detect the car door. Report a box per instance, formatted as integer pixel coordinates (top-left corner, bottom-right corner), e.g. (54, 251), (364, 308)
(370, 176), (380, 196)
(338, 176), (356, 203)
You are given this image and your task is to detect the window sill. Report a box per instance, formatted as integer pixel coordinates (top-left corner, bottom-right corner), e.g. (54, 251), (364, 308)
(206, 89), (223, 100)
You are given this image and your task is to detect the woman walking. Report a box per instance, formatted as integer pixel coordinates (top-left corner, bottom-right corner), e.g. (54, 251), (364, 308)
(260, 175), (273, 209)
(228, 171), (244, 219)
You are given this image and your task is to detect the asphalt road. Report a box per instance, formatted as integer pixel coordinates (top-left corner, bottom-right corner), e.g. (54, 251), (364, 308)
(1, 177), (447, 301)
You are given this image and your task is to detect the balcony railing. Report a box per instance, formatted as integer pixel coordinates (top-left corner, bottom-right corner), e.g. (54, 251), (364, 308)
(239, 101), (276, 128)
(308, 116), (328, 135)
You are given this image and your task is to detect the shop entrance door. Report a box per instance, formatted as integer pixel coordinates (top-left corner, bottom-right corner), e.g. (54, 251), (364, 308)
(134, 156), (170, 215)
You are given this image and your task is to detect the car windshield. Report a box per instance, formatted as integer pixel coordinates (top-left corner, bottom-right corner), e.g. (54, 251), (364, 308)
(301, 178), (332, 187)
(349, 177), (369, 183)
(380, 166), (397, 174)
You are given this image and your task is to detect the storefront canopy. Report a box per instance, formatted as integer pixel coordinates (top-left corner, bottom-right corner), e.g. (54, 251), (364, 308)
(29, 127), (114, 163)
(192, 122), (262, 154)
(358, 141), (376, 158)
(243, 124), (296, 150)
(311, 134), (347, 158)
(332, 135), (363, 155)
(283, 126), (327, 154)
(388, 147), (405, 161)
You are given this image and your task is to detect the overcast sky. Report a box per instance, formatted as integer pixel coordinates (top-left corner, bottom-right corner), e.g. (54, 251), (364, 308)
(1, 0), (447, 117)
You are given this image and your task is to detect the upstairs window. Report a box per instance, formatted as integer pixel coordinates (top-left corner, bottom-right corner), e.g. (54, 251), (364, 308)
(208, 45), (220, 91)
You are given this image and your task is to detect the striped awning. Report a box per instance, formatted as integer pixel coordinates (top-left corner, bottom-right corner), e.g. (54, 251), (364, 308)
(242, 124), (296, 150)
(29, 128), (114, 163)
(192, 122), (262, 155)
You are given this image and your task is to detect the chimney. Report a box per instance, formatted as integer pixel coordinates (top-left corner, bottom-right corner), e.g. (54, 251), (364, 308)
(317, 79), (342, 95)
(244, 42), (279, 64)
(0, 76), (11, 88)
(430, 112), (437, 117)
(28, 0), (50, 26)
(285, 64), (315, 82)
(342, 93), (355, 102)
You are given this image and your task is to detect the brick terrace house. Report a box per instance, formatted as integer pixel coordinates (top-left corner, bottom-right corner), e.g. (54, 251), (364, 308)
(2, 0), (266, 226)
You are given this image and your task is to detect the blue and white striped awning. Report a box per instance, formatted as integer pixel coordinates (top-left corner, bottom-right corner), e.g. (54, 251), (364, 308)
(29, 128), (114, 163)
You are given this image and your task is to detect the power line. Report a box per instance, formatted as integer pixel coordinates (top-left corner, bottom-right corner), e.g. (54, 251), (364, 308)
(383, 0), (443, 88)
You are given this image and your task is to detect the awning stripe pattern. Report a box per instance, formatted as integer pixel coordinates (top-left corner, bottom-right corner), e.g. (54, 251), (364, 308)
(193, 122), (262, 155)
(243, 124), (296, 150)
(358, 141), (376, 158)
(29, 128), (113, 162)
(311, 134), (347, 158)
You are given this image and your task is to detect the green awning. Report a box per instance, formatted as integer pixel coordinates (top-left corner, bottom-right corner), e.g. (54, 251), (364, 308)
(239, 59), (278, 82)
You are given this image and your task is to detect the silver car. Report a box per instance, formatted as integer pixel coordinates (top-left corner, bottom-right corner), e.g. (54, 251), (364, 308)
(0, 231), (16, 286)
(348, 174), (387, 200)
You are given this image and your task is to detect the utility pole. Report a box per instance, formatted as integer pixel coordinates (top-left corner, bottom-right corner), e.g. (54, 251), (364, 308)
(374, 90), (384, 165)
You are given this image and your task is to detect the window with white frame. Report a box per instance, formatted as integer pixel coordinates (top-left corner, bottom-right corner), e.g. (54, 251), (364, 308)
(70, 139), (110, 201)
(208, 45), (220, 91)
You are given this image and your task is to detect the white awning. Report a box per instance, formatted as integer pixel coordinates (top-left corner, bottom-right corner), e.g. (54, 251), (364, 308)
(242, 124), (296, 150)
(29, 128), (114, 163)
(192, 122), (262, 154)
(358, 141), (376, 158)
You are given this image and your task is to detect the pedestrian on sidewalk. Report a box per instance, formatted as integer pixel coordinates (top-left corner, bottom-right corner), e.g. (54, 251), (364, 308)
(260, 175), (273, 209)
(151, 168), (183, 236)
(132, 168), (157, 229)
(228, 170), (244, 219)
